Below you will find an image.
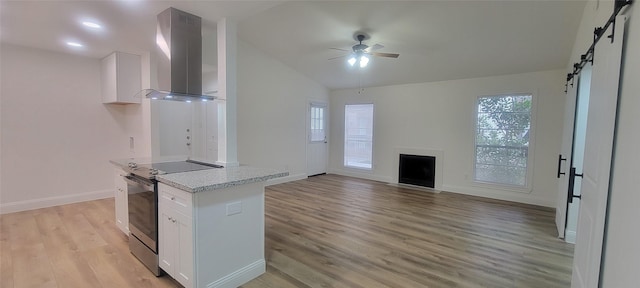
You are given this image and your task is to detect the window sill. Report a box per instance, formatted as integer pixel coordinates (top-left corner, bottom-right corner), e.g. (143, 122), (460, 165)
(471, 180), (533, 194)
(344, 165), (373, 172)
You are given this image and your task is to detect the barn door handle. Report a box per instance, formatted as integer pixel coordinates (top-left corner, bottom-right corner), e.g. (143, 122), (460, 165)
(557, 154), (567, 178)
(567, 167), (583, 204)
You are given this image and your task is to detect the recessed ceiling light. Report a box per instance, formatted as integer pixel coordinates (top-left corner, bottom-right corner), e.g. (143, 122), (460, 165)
(82, 21), (102, 29)
(66, 42), (83, 47)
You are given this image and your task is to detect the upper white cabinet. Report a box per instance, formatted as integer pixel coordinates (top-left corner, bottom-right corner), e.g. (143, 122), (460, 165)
(101, 51), (141, 104)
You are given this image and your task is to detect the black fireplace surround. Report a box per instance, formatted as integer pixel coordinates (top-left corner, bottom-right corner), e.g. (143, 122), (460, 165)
(399, 154), (435, 188)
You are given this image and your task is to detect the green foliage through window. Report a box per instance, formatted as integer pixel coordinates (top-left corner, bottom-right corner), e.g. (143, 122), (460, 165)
(475, 94), (532, 186)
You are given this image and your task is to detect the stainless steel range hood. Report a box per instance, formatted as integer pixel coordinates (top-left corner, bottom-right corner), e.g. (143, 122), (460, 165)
(139, 7), (215, 102)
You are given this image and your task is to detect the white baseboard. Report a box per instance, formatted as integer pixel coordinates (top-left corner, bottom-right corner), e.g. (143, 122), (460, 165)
(206, 259), (265, 288)
(328, 168), (393, 183)
(442, 184), (555, 208)
(266, 173), (307, 186)
(0, 189), (113, 214)
(565, 230), (577, 244)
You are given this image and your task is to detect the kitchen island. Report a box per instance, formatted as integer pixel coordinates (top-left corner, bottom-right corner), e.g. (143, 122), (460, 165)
(111, 159), (287, 288)
(156, 166), (287, 288)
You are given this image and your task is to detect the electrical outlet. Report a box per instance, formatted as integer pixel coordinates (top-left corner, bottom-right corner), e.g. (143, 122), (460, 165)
(226, 201), (242, 216)
(129, 137), (135, 150)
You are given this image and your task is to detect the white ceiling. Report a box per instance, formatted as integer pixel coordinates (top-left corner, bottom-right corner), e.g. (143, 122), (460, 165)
(0, 1), (283, 65)
(1, 1), (585, 90)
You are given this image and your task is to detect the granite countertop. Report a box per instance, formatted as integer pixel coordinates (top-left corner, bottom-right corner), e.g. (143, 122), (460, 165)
(156, 166), (289, 193)
(110, 158), (288, 192)
(109, 156), (187, 169)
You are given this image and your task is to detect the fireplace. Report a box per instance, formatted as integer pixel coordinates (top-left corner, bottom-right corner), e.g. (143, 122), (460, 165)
(399, 154), (436, 188)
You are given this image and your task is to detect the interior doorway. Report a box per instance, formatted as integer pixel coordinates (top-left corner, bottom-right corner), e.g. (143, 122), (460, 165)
(564, 64), (592, 243)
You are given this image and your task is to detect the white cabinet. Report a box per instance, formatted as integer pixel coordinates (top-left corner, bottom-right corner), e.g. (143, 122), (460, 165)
(158, 181), (266, 288)
(159, 184), (194, 288)
(114, 169), (129, 234)
(101, 51), (141, 104)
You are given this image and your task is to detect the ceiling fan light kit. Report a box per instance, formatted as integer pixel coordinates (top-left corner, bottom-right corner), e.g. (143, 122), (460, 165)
(359, 55), (369, 67)
(348, 56), (357, 66)
(330, 32), (400, 68)
(348, 53), (370, 68)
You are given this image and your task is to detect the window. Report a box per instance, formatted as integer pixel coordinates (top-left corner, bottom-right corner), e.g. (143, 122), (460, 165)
(344, 104), (374, 169)
(475, 94), (533, 187)
(310, 104), (326, 142)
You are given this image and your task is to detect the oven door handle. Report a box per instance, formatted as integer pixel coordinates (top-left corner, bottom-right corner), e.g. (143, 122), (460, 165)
(124, 175), (154, 188)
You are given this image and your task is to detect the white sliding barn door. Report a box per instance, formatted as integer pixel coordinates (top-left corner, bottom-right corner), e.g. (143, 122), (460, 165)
(555, 76), (577, 239)
(571, 16), (626, 288)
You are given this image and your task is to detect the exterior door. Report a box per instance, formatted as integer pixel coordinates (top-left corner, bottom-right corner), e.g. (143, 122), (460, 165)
(571, 15), (626, 288)
(307, 102), (328, 176)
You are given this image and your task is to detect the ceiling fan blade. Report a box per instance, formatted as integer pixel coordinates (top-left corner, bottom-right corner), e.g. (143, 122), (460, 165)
(371, 52), (400, 58)
(328, 55), (348, 60)
(329, 47), (350, 52)
(365, 44), (384, 52)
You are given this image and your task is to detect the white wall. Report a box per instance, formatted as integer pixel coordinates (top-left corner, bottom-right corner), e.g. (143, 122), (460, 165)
(151, 100), (192, 158)
(203, 71), (218, 95)
(236, 40), (329, 182)
(330, 70), (566, 207)
(150, 100), (218, 163)
(0, 44), (147, 213)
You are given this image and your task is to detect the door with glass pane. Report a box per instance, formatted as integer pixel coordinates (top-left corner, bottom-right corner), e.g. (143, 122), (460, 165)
(307, 102), (328, 176)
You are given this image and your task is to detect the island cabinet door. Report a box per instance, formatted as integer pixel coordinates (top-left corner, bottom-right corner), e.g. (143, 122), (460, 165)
(174, 211), (193, 288)
(159, 203), (176, 275)
(158, 183), (195, 288)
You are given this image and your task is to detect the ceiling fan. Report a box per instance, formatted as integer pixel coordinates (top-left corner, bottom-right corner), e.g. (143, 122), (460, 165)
(329, 33), (400, 67)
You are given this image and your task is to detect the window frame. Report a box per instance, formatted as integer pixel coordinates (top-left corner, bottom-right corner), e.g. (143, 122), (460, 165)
(472, 92), (537, 193)
(309, 102), (327, 143)
(343, 103), (375, 171)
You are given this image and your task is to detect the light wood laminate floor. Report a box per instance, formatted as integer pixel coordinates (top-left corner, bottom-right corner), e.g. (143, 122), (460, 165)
(0, 174), (573, 288)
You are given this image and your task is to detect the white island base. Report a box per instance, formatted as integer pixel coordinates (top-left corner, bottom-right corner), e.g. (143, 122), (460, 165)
(158, 181), (266, 288)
